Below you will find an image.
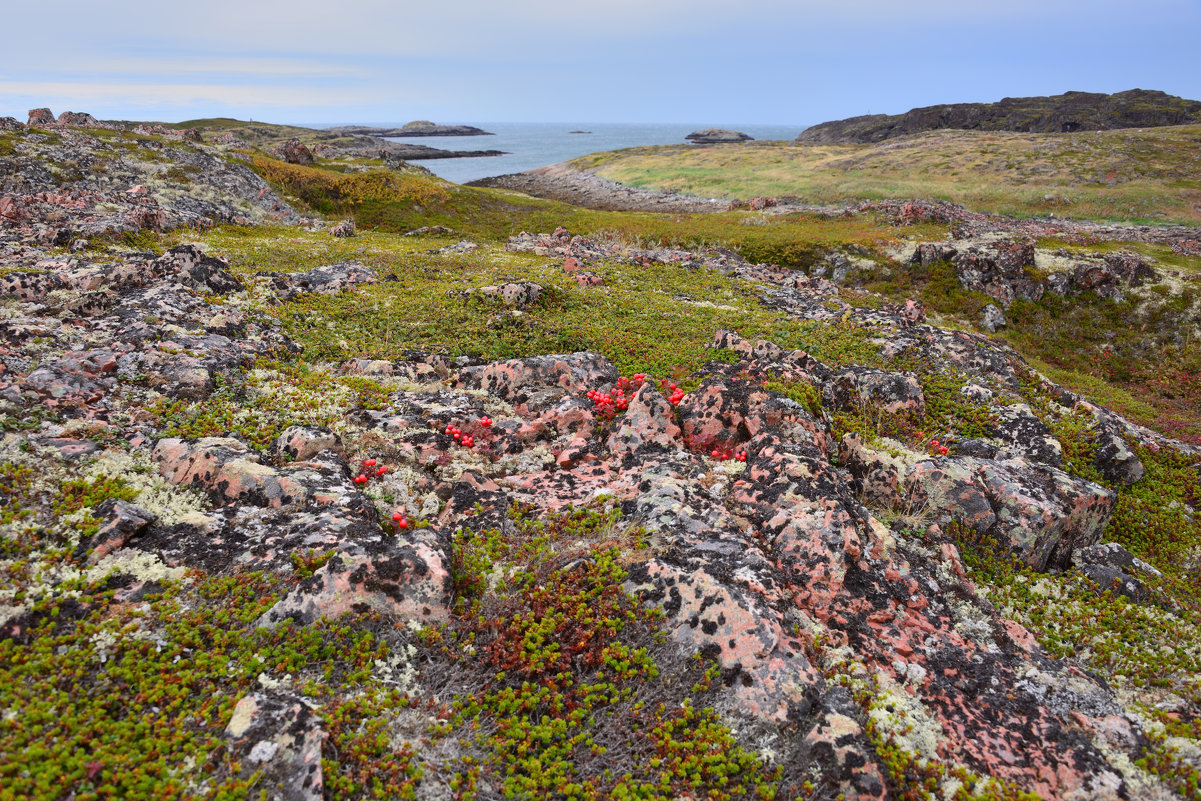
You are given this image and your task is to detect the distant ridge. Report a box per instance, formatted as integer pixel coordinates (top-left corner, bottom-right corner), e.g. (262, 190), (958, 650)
(797, 89), (1201, 144)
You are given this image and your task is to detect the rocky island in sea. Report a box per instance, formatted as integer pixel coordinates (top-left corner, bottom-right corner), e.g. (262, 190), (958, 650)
(329, 120), (495, 137)
(685, 127), (754, 143)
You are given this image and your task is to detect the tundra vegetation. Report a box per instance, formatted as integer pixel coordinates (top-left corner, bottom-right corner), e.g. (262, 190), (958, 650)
(0, 116), (1199, 800)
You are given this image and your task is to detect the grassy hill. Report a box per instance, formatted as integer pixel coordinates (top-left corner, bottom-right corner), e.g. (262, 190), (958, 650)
(572, 125), (1201, 225)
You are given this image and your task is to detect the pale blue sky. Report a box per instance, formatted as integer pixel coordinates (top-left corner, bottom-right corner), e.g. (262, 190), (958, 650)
(2, 0), (1199, 126)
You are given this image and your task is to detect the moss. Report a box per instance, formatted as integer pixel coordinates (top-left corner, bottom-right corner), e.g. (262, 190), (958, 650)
(430, 502), (780, 800)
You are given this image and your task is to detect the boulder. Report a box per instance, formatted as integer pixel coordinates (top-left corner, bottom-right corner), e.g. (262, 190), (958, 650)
(27, 108), (55, 126)
(981, 303), (1007, 332)
(75, 500), (157, 564)
(607, 382), (682, 459)
(270, 138), (315, 165)
(1071, 262), (1124, 300)
(472, 281), (545, 308)
(268, 262), (376, 299)
(257, 539), (452, 627)
(1101, 251), (1158, 286)
(1072, 542), (1161, 602)
(839, 433), (912, 507)
(57, 111), (101, 128)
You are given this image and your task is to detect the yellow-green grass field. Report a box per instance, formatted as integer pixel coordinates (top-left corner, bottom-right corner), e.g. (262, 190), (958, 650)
(572, 125), (1201, 225)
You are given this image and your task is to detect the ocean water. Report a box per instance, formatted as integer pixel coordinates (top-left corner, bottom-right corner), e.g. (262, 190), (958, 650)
(362, 122), (809, 185)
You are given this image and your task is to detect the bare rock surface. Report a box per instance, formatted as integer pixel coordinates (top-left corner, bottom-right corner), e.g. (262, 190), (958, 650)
(0, 121), (305, 242)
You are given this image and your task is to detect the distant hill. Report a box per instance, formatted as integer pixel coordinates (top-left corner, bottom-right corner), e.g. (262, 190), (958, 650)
(797, 89), (1201, 144)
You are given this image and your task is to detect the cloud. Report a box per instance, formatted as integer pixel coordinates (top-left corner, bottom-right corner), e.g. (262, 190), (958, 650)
(0, 80), (413, 111)
(91, 57), (369, 79)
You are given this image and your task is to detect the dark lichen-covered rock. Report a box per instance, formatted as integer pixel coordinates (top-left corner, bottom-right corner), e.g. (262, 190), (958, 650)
(470, 281), (545, 308)
(826, 366), (925, 417)
(952, 241), (1044, 308)
(257, 535), (452, 627)
(271, 425), (342, 463)
(906, 455), (1115, 569)
(224, 691), (324, 801)
(455, 352), (620, 410)
(1072, 542), (1162, 602)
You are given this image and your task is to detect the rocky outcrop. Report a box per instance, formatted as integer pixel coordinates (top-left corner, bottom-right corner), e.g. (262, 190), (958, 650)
(56, 111), (103, 128)
(909, 238), (1161, 308)
(798, 88), (1201, 144)
(0, 125), (304, 239)
(685, 128), (754, 144)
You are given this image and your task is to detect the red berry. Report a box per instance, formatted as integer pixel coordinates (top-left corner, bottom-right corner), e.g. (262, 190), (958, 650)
(398, 519), (408, 529)
(376, 466), (387, 476)
(354, 474), (367, 484)
(391, 511), (404, 522)
(363, 458), (377, 467)
(711, 449), (720, 458)
(930, 439), (940, 448)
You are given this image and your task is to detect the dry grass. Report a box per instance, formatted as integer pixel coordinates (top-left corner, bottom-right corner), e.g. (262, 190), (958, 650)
(574, 125), (1201, 225)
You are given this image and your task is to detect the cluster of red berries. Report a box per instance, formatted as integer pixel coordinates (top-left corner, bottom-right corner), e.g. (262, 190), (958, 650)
(353, 458), (388, 485)
(709, 447), (748, 462)
(586, 374), (645, 420)
(659, 379), (685, 406)
(444, 424), (475, 448)
(916, 432), (950, 456)
(390, 510), (411, 529)
(443, 416), (493, 449)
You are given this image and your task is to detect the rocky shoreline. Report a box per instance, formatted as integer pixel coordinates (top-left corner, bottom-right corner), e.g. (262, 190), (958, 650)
(467, 163), (735, 212)
(472, 164), (1201, 256)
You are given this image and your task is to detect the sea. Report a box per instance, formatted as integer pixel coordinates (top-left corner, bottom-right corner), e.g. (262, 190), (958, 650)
(315, 122), (809, 185)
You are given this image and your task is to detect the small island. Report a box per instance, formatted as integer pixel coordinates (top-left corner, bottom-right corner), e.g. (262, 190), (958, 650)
(328, 121), (495, 137)
(569, 130), (592, 134)
(684, 128), (753, 144)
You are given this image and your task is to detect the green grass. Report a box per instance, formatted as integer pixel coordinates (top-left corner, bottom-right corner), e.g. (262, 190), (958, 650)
(180, 224), (887, 380)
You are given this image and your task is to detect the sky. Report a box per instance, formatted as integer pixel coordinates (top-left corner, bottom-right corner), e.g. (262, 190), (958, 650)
(2, 0), (1200, 127)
